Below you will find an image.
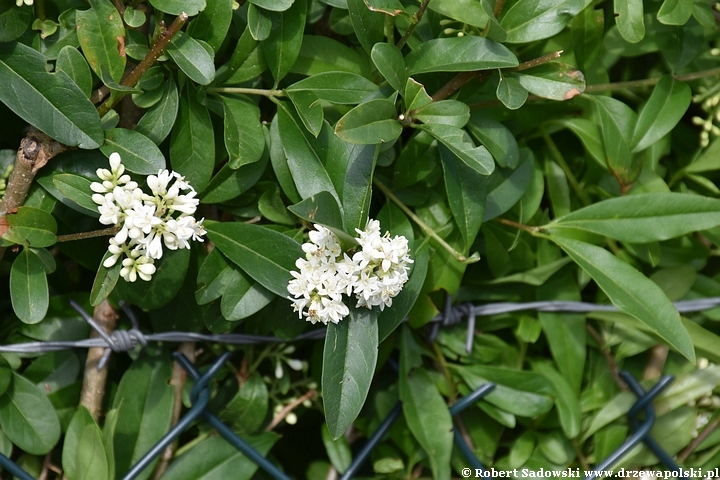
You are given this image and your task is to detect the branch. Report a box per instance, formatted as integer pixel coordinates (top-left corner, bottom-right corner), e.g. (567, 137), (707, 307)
(97, 12), (188, 117)
(511, 50), (563, 72)
(56, 226), (121, 243)
(265, 390), (317, 431)
(207, 87), (284, 97)
(431, 71), (485, 102)
(396, 0), (431, 50)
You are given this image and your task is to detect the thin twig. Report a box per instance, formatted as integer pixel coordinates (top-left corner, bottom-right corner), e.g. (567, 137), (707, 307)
(265, 390), (317, 431)
(432, 71), (484, 102)
(586, 323), (628, 390)
(56, 226), (121, 243)
(396, 0), (431, 50)
(642, 345), (669, 381)
(678, 416), (720, 462)
(541, 127), (591, 206)
(493, 0), (505, 17)
(207, 87), (284, 97)
(511, 51), (563, 72)
(495, 218), (541, 234)
(97, 12), (188, 117)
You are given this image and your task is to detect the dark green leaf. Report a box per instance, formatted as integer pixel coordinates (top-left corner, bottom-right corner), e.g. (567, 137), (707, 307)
(167, 31), (215, 85)
(101, 128), (166, 175)
(52, 174), (97, 216)
(658, 0), (693, 24)
(547, 193), (720, 242)
(371, 43), (406, 92)
(248, 0), (294, 10)
(112, 355), (173, 480)
(496, 72), (528, 110)
(170, 86), (214, 191)
(405, 36), (517, 74)
(116, 248), (190, 310)
(200, 154), (269, 204)
(288, 191), (354, 243)
(219, 373), (268, 432)
(0, 373), (60, 455)
(534, 361), (581, 438)
(552, 118), (606, 167)
(247, 4), (272, 40)
(187, 0), (233, 52)
(0, 42), (103, 149)
(10, 249), (48, 324)
(420, 123), (495, 175)
(290, 35), (366, 76)
(466, 114), (520, 168)
(221, 96), (265, 168)
(413, 100), (470, 127)
(347, 0), (384, 53)
(56, 46), (92, 99)
(205, 220), (303, 297)
(323, 307), (378, 439)
(286, 89), (324, 137)
(220, 271), (274, 321)
(632, 75), (691, 152)
(335, 99), (402, 144)
(0, 0), (32, 42)
(90, 251), (121, 307)
(135, 76), (179, 145)
(483, 148), (534, 220)
(286, 72), (379, 104)
(572, 5), (604, 70)
(263, 0), (306, 86)
(148, 0), (205, 15)
(404, 77), (433, 112)
(552, 236), (695, 362)
(3, 206), (57, 247)
(322, 423), (352, 473)
(585, 94), (638, 180)
(511, 63), (586, 101)
(615, 0), (645, 43)
(76, 0), (126, 83)
(500, 0), (593, 42)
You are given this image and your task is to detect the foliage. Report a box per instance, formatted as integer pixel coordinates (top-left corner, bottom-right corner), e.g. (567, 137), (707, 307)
(1, 0), (720, 477)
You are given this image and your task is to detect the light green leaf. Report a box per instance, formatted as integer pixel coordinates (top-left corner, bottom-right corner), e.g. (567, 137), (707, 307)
(512, 63), (585, 101)
(167, 31), (215, 85)
(657, 0), (693, 24)
(406, 36), (517, 74)
(101, 128), (166, 175)
(420, 124), (495, 175)
(0, 42), (102, 149)
(286, 72), (378, 104)
(501, 0), (593, 43)
(323, 307), (378, 440)
(0, 373), (60, 455)
(335, 99), (402, 144)
(247, 3), (272, 40)
(547, 193), (720, 242)
(63, 406), (94, 480)
(221, 96), (265, 168)
(496, 71), (528, 109)
(2, 206), (57, 247)
(263, 0), (306, 86)
(205, 220), (303, 297)
(90, 251), (121, 307)
(632, 75), (691, 152)
(551, 236), (694, 362)
(148, 0), (205, 15)
(135, 76), (179, 145)
(76, 0), (125, 83)
(615, 0), (645, 43)
(371, 43), (406, 92)
(10, 249), (48, 324)
(170, 86), (214, 191)
(413, 100), (470, 127)
(534, 361), (581, 438)
(248, 0), (294, 10)
(76, 422), (109, 480)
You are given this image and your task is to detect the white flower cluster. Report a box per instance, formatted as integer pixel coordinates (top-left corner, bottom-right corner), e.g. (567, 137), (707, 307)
(91, 153), (205, 282)
(287, 220), (413, 325)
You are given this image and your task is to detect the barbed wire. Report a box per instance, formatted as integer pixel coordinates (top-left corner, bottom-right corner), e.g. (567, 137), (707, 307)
(0, 297), (718, 368)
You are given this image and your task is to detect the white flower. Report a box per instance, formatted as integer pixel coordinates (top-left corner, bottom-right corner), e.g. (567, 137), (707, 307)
(120, 251), (156, 282)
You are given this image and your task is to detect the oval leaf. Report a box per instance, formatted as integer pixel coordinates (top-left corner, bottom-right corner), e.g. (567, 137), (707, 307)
(76, 0), (126, 83)
(286, 72), (379, 105)
(335, 99), (402, 144)
(3, 206), (57, 247)
(631, 75), (691, 152)
(406, 36), (518, 74)
(101, 128), (166, 174)
(10, 248), (49, 324)
(166, 31), (215, 85)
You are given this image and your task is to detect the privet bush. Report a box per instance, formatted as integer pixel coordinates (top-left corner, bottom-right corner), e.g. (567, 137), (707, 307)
(2, 0), (720, 477)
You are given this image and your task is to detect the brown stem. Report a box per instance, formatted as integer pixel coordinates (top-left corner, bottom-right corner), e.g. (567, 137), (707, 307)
(642, 345), (669, 381)
(495, 217), (541, 234)
(511, 51), (563, 72)
(97, 12), (188, 117)
(56, 226), (121, 243)
(153, 342), (196, 480)
(493, 0), (506, 17)
(678, 416), (720, 462)
(79, 300), (119, 420)
(265, 390), (317, 431)
(586, 323), (628, 391)
(113, 0), (126, 16)
(431, 71), (485, 102)
(396, 0), (431, 50)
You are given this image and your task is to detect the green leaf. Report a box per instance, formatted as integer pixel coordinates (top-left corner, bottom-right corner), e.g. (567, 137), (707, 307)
(52, 173), (97, 216)
(186, 0), (233, 52)
(533, 361), (581, 438)
(162, 434), (278, 480)
(323, 307), (378, 440)
(63, 406), (94, 480)
(167, 31), (215, 85)
(102, 408), (119, 480)
(205, 220), (303, 297)
(365, 0), (404, 14)
(552, 118), (606, 168)
(420, 124), (495, 176)
(286, 89), (323, 137)
(547, 193), (720, 242)
(511, 63), (586, 101)
(399, 328), (452, 480)
(286, 72), (379, 104)
(220, 271), (274, 321)
(427, 0), (488, 27)
(631, 75), (691, 152)
(263, 0), (306, 86)
(371, 43), (406, 92)
(248, 0), (294, 10)
(347, 0), (384, 53)
(551, 236), (695, 362)
(0, 0), (32, 42)
(335, 99), (402, 144)
(439, 145), (486, 252)
(500, 0), (593, 43)
(466, 114), (520, 168)
(101, 128), (166, 175)
(405, 36), (517, 74)
(615, 0), (645, 43)
(322, 423), (352, 473)
(288, 191), (355, 244)
(218, 373), (268, 432)
(135, 75), (179, 145)
(112, 355), (173, 480)
(572, 4), (604, 70)
(413, 100), (470, 127)
(291, 35), (366, 76)
(276, 102), (339, 202)
(200, 154), (268, 204)
(0, 42), (103, 149)
(247, 4), (272, 40)
(148, 0), (205, 15)
(76, 0), (126, 83)
(90, 251), (121, 307)
(3, 206), (57, 247)
(221, 96), (265, 168)
(658, 0), (693, 24)
(483, 148), (534, 220)
(496, 71), (528, 110)
(170, 86), (214, 191)
(116, 248), (190, 310)
(0, 373), (60, 455)
(76, 422), (109, 480)
(56, 46), (92, 99)
(404, 77), (433, 112)
(123, 6), (146, 27)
